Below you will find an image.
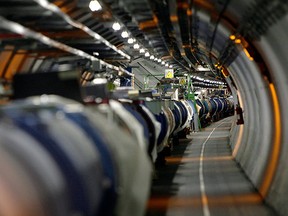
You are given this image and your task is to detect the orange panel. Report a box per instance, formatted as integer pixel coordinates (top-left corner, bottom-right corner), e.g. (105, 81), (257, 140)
(15, 52), (28, 73)
(139, 15), (159, 30)
(194, 0), (215, 11)
(5, 52), (27, 80)
(54, 0), (77, 14)
(0, 46), (15, 78)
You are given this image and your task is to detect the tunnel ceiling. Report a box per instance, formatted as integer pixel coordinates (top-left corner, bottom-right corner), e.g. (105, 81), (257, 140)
(0, 0), (287, 87)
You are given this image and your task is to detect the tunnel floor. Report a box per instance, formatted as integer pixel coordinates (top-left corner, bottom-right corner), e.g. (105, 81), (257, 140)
(146, 117), (277, 216)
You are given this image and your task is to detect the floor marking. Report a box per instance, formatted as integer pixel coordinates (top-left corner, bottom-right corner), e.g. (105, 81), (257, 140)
(199, 120), (229, 216)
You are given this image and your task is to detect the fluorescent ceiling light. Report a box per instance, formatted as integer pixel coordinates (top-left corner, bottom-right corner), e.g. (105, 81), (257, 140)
(121, 31), (129, 38)
(127, 38), (134, 44)
(92, 78), (107, 85)
(89, 0), (102, 11)
(196, 77), (204, 81)
(196, 65), (210, 72)
(112, 22), (121, 31)
(133, 43), (140, 49)
(145, 52), (150, 57)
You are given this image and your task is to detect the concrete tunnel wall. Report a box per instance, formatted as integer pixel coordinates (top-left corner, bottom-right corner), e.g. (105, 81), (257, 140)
(229, 51), (274, 187)
(227, 13), (288, 216)
(255, 13), (288, 216)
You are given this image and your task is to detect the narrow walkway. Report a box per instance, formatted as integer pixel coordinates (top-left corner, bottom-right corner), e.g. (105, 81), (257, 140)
(146, 117), (277, 216)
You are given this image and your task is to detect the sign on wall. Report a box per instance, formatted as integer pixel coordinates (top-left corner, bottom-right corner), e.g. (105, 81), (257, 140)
(165, 69), (174, 78)
(178, 77), (186, 85)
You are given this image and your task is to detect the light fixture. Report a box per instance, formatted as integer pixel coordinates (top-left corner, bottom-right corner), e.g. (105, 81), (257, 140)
(235, 39), (241, 44)
(127, 38), (134, 44)
(158, 59), (161, 63)
(161, 61), (165, 65)
(133, 43), (140, 49)
(165, 63), (169, 67)
(229, 35), (236, 40)
(196, 65), (210, 72)
(145, 52), (150, 57)
(92, 78), (107, 85)
(121, 31), (129, 38)
(112, 22), (121, 31)
(93, 52), (99, 56)
(169, 65), (173, 68)
(89, 0), (102, 11)
(196, 76), (204, 81)
(154, 58), (158, 61)
(243, 48), (254, 61)
(150, 55), (155, 60)
(139, 48), (145, 53)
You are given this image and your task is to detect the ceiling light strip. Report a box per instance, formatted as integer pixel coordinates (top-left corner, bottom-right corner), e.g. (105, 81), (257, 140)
(0, 16), (133, 76)
(191, 75), (225, 85)
(34, 0), (131, 60)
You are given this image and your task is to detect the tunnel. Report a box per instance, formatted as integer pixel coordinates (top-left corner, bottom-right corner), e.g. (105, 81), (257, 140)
(0, 0), (287, 216)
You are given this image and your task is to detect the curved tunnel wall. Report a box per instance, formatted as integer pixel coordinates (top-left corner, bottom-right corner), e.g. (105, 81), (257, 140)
(226, 13), (288, 216)
(253, 13), (288, 216)
(229, 50), (275, 184)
